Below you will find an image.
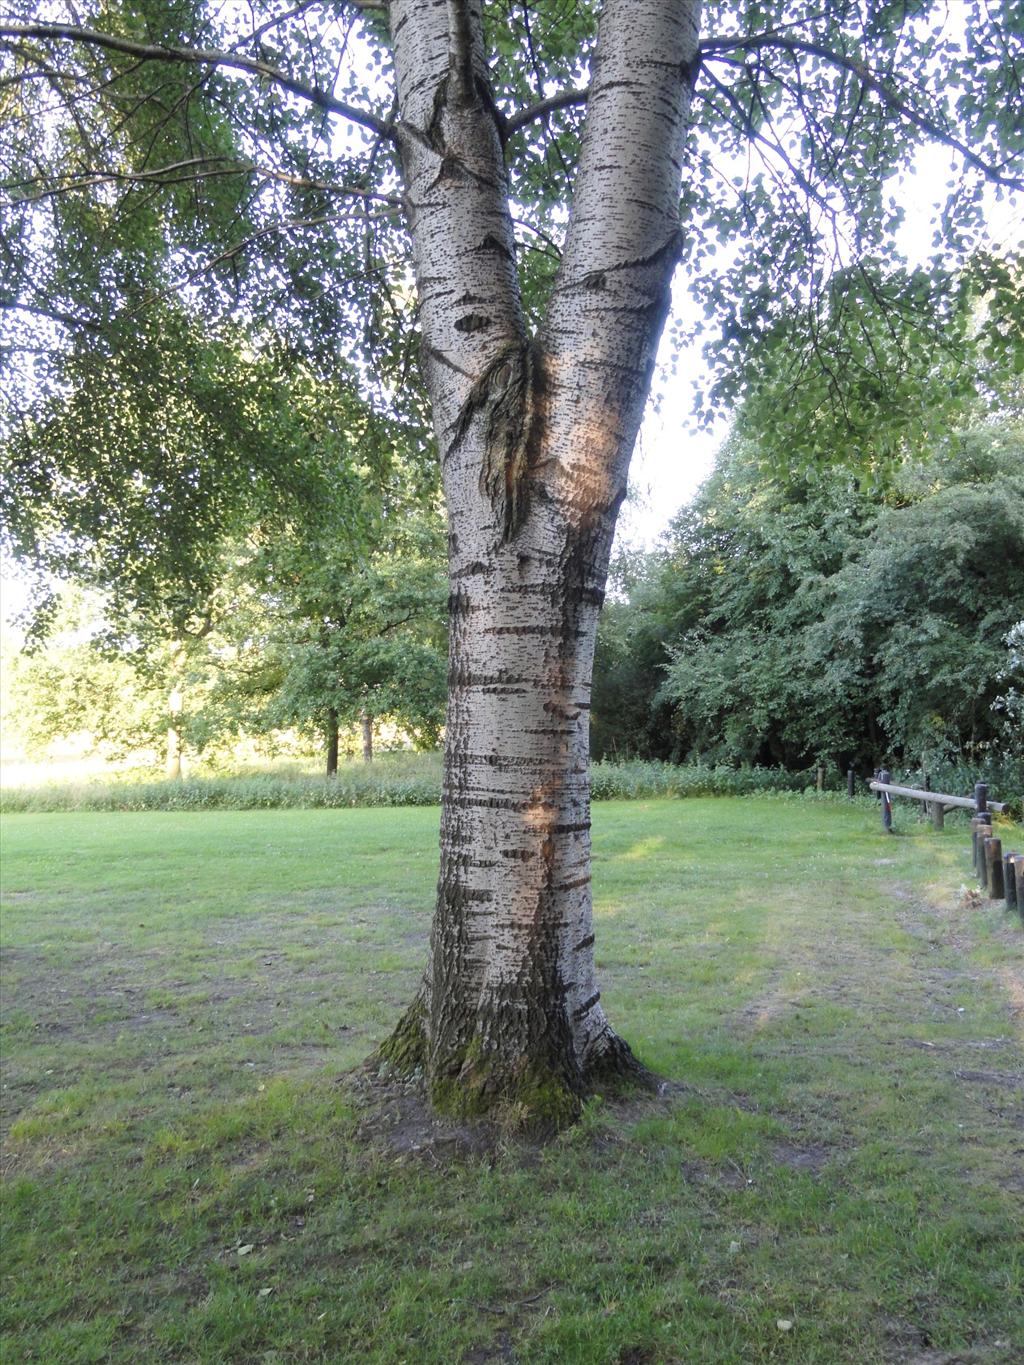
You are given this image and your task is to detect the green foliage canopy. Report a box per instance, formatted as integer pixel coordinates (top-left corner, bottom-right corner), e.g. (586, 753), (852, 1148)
(594, 420), (1024, 778)
(2, 0), (1022, 455)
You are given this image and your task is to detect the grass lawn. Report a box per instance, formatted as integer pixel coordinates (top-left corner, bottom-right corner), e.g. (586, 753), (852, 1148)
(1, 799), (1022, 1364)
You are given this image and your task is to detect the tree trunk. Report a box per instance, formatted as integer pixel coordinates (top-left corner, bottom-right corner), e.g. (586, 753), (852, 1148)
(166, 679), (183, 780)
(165, 724), (182, 780)
(360, 711), (373, 764)
(380, 0), (701, 1125)
(325, 708), (339, 777)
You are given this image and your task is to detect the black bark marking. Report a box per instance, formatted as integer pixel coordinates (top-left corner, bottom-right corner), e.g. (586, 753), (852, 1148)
(476, 232), (514, 259)
(421, 339), (474, 379)
(448, 587), (472, 616)
(568, 228), (685, 284)
(454, 312), (493, 333)
(451, 559), (490, 578)
(573, 992), (601, 1021)
(555, 874), (591, 892)
(485, 623), (584, 638)
(465, 752), (567, 770)
(447, 668), (529, 687)
(452, 795), (531, 812)
(543, 699), (580, 719)
(592, 78), (643, 96)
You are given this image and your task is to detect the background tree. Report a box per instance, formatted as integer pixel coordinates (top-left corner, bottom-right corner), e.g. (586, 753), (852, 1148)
(2, 1), (1022, 1123)
(811, 425), (1024, 774)
(219, 508), (448, 772)
(2, 303), (439, 771)
(598, 418), (1024, 786)
(590, 547), (682, 763)
(2, 310), (322, 772)
(993, 620), (1024, 766)
(3, 590), (168, 763)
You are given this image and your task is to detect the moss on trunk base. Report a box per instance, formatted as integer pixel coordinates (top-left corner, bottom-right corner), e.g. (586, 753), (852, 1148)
(429, 1056), (582, 1133)
(375, 1006), (656, 1134)
(374, 997), (427, 1077)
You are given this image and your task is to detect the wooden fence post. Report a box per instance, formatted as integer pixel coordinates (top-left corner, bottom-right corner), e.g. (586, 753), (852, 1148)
(847, 767), (855, 800)
(880, 768), (893, 832)
(972, 814), (992, 876)
(978, 831), (992, 890)
(985, 836), (1004, 899)
(1003, 853), (1019, 912)
(975, 781), (988, 815)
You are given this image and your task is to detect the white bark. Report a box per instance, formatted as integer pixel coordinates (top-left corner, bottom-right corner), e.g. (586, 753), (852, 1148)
(383, 0), (702, 1117)
(166, 677), (184, 780)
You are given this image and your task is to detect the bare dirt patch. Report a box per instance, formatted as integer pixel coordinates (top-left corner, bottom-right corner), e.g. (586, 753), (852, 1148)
(951, 1067), (1024, 1086)
(349, 1069), (499, 1162)
(346, 1070), (706, 1167)
(770, 1140), (832, 1173)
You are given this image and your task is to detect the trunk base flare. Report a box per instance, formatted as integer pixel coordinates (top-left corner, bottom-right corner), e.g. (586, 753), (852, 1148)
(377, 995), (656, 1131)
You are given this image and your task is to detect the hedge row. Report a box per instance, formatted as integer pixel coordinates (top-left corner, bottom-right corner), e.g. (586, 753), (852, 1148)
(3, 756), (1017, 814)
(1, 758), (828, 812)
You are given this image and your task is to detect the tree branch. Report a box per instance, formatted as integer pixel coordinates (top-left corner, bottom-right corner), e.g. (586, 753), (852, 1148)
(0, 22), (390, 138)
(11, 156), (402, 207)
(446, 0), (474, 106)
(136, 207), (399, 311)
(1, 301), (102, 332)
(701, 65), (838, 222)
(700, 32), (1024, 192)
(505, 85), (588, 136)
(229, 1), (331, 53)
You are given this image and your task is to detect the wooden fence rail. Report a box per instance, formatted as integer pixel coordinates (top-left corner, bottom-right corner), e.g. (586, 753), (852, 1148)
(868, 774), (1007, 831)
(863, 773), (1021, 922)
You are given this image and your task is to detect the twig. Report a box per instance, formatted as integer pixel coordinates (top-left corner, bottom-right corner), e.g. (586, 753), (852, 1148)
(0, 22), (390, 138)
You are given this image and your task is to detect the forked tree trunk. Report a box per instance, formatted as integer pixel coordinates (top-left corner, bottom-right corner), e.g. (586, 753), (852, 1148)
(380, 0), (701, 1124)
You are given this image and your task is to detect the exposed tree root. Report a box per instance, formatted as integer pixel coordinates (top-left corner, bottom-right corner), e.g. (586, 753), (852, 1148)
(582, 1027), (661, 1095)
